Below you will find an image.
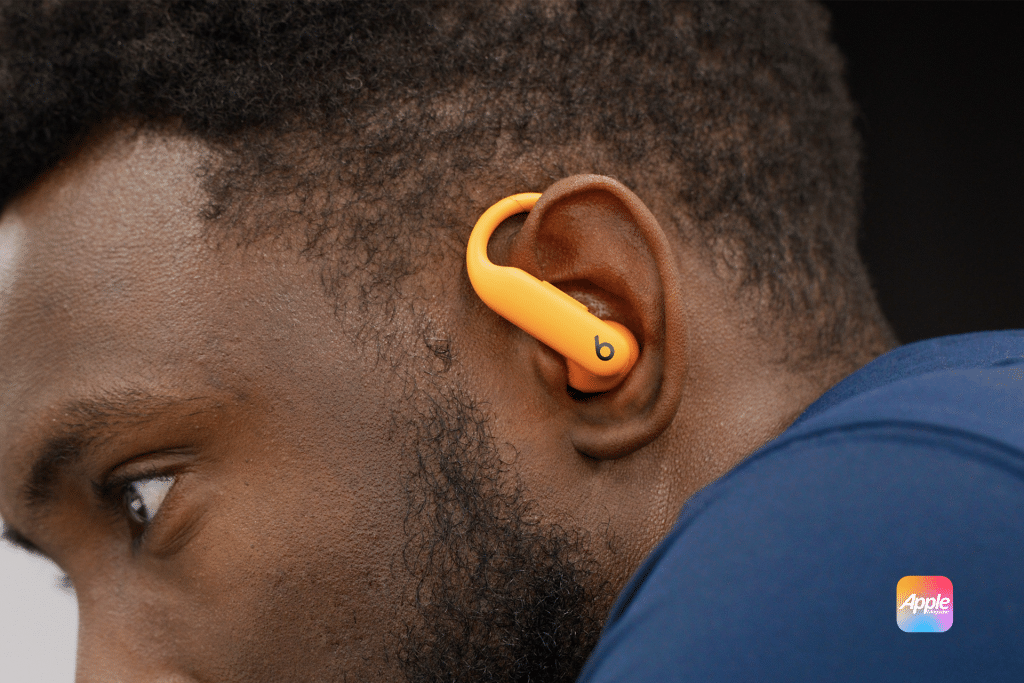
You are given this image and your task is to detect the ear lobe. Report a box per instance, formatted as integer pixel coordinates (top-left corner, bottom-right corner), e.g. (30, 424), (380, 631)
(507, 174), (685, 460)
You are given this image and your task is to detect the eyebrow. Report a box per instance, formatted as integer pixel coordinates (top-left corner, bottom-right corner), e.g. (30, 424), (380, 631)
(23, 426), (93, 512)
(1, 389), (214, 554)
(15, 390), (204, 514)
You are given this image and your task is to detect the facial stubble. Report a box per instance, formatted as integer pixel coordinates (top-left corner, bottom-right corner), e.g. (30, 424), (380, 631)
(394, 383), (615, 683)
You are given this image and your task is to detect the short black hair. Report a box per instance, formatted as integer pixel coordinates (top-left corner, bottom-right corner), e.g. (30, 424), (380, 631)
(0, 0), (894, 367)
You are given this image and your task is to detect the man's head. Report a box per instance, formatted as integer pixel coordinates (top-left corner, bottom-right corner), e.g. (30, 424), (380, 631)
(0, 2), (895, 681)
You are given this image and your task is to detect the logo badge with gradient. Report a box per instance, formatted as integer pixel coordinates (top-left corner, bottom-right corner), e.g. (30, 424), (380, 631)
(897, 576), (953, 632)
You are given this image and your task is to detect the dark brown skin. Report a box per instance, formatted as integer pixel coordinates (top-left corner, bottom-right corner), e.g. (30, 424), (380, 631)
(0, 130), (841, 681)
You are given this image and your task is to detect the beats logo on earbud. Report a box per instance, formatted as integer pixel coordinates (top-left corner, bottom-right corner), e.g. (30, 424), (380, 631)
(466, 193), (640, 393)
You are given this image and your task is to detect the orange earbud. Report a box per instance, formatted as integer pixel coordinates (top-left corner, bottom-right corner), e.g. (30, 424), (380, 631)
(467, 193), (639, 393)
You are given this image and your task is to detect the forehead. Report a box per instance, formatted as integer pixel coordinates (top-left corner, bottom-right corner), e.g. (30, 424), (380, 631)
(0, 131), (353, 526)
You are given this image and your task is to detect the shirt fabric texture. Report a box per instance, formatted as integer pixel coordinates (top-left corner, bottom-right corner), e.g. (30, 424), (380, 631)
(578, 331), (1024, 683)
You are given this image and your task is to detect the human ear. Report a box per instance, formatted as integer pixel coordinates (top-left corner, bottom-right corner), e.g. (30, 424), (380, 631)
(467, 192), (640, 393)
(486, 174), (685, 460)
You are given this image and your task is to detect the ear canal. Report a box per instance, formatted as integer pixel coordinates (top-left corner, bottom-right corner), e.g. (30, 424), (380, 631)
(467, 193), (640, 392)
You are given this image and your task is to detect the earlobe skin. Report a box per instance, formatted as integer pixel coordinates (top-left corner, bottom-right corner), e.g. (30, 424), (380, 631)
(505, 174), (686, 460)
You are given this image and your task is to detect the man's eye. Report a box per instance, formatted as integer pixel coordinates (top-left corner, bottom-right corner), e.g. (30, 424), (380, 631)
(123, 476), (175, 527)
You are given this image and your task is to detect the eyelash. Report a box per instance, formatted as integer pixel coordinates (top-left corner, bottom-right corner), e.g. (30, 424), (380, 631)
(95, 466), (172, 544)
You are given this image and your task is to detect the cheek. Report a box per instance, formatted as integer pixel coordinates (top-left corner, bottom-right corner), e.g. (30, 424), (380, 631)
(147, 453), (412, 679)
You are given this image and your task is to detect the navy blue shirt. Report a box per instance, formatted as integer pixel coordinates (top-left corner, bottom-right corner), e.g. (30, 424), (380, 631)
(579, 331), (1024, 683)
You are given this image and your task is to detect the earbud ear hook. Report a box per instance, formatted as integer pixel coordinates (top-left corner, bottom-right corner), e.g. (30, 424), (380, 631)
(466, 192), (640, 393)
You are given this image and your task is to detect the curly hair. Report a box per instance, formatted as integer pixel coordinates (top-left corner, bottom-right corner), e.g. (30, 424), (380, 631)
(0, 0), (894, 365)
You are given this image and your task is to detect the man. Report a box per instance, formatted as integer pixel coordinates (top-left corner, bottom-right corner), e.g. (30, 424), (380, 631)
(1, 2), (1020, 682)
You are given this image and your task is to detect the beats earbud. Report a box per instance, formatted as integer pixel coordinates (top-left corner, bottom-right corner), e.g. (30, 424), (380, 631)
(467, 193), (640, 393)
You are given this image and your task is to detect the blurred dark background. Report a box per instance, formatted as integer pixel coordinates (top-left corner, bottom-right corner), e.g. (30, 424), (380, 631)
(824, 2), (1024, 344)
